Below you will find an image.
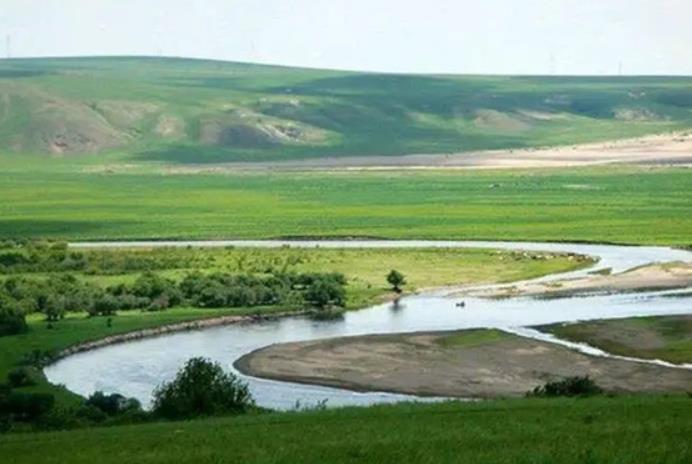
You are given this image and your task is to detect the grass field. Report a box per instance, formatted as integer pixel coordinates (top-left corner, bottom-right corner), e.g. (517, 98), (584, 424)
(0, 246), (587, 407)
(546, 315), (692, 364)
(1, 165), (690, 244)
(1, 57), (692, 161)
(1, 395), (690, 463)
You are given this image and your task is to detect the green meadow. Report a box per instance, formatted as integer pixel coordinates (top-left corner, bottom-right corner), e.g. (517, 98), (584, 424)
(0, 165), (690, 245)
(1, 396), (690, 464)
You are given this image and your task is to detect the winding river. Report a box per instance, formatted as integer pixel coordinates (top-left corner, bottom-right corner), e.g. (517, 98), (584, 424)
(45, 241), (692, 410)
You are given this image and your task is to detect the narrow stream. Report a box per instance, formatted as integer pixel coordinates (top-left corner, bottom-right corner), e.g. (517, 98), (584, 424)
(45, 241), (692, 410)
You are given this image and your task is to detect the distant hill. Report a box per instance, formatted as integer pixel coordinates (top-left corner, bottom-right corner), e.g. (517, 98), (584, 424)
(1, 56), (691, 163)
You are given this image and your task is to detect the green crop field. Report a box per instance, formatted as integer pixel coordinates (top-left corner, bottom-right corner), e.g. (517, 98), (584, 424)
(0, 165), (690, 244)
(1, 57), (692, 162)
(1, 396), (690, 464)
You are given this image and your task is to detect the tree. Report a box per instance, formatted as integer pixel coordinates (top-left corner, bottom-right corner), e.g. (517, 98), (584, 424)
(387, 270), (406, 293)
(304, 277), (345, 309)
(152, 357), (254, 420)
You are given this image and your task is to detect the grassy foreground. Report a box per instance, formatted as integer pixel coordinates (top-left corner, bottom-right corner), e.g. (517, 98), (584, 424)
(546, 315), (692, 364)
(1, 166), (691, 244)
(1, 396), (690, 463)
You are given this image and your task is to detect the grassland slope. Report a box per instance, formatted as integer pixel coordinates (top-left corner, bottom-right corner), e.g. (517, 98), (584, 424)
(1, 57), (692, 162)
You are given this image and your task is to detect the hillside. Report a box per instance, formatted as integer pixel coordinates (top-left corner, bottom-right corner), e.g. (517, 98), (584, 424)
(2, 397), (691, 464)
(1, 57), (692, 163)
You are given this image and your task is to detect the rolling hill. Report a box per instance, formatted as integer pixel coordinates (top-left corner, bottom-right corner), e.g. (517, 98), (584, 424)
(1, 56), (692, 163)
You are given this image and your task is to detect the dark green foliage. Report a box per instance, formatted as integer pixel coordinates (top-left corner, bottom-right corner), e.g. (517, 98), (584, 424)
(7, 367), (36, 388)
(85, 391), (142, 416)
(152, 357), (255, 420)
(0, 241), (86, 274)
(529, 376), (604, 397)
(0, 263), (347, 318)
(386, 270), (406, 292)
(0, 391), (55, 422)
(0, 304), (27, 336)
(303, 275), (346, 309)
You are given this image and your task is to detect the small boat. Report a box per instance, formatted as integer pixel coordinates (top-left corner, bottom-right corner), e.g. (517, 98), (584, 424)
(455, 301), (466, 308)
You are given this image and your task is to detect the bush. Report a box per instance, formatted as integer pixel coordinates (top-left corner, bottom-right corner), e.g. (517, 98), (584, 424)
(131, 272), (181, 307)
(0, 304), (27, 336)
(86, 391), (142, 416)
(528, 376), (603, 398)
(152, 357), (255, 420)
(7, 367), (36, 388)
(304, 276), (346, 309)
(0, 392), (55, 421)
(89, 294), (120, 317)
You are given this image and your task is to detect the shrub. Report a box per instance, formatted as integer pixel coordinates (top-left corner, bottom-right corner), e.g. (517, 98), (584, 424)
(152, 357), (255, 420)
(528, 376), (603, 398)
(7, 367), (36, 388)
(86, 391), (142, 416)
(0, 392), (55, 421)
(89, 294), (120, 317)
(304, 276), (345, 309)
(0, 304), (27, 336)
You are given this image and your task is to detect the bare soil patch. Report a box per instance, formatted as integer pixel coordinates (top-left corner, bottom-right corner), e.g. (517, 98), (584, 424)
(235, 329), (692, 398)
(181, 131), (692, 172)
(458, 262), (692, 299)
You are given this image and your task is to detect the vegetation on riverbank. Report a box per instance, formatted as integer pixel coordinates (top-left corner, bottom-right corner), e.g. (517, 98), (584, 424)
(544, 315), (692, 364)
(1, 395), (690, 464)
(0, 243), (589, 426)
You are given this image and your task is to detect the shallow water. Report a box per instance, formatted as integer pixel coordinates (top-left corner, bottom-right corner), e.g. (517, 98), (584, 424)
(46, 241), (692, 410)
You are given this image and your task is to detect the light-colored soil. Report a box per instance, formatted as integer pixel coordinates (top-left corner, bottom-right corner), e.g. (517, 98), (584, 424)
(234, 330), (692, 398)
(458, 262), (692, 298)
(167, 131), (692, 172)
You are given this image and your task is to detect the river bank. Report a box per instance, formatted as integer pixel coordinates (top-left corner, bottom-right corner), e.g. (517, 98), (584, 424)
(43, 241), (692, 410)
(456, 262), (692, 298)
(234, 328), (692, 398)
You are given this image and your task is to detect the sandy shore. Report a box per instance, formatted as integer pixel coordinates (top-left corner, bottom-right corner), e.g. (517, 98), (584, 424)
(235, 329), (692, 398)
(456, 262), (692, 299)
(161, 131), (692, 173)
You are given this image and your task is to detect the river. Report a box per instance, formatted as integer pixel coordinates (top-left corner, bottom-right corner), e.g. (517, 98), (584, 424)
(44, 241), (692, 410)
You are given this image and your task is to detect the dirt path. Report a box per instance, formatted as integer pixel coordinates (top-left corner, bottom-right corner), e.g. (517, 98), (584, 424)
(235, 329), (692, 398)
(165, 131), (692, 172)
(457, 262), (692, 298)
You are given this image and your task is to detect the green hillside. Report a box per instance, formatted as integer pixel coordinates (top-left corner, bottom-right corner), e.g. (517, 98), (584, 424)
(2, 396), (690, 464)
(1, 57), (691, 162)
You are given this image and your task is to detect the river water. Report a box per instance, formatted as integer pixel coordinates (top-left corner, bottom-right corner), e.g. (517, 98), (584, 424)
(45, 241), (692, 410)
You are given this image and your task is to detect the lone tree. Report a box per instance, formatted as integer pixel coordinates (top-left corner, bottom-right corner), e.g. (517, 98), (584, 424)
(387, 270), (406, 293)
(152, 357), (255, 419)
